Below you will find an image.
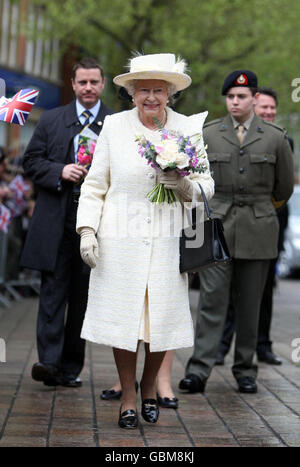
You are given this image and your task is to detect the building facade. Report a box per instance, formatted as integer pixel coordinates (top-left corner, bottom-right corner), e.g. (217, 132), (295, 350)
(0, 0), (62, 157)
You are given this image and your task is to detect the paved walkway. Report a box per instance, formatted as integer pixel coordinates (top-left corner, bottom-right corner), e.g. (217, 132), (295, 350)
(0, 278), (299, 447)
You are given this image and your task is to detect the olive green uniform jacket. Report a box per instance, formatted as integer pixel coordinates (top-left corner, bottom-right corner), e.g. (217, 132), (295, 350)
(204, 114), (294, 259)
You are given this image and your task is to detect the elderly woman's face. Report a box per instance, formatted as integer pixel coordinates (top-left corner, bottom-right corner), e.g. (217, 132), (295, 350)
(133, 80), (169, 120)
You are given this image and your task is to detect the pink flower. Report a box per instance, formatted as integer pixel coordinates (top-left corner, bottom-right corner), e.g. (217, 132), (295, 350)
(78, 146), (86, 156)
(154, 145), (164, 154)
(161, 129), (170, 140)
(90, 141), (96, 154)
(78, 154), (92, 165)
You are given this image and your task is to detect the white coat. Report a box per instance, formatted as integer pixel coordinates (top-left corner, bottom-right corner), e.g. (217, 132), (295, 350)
(76, 106), (214, 352)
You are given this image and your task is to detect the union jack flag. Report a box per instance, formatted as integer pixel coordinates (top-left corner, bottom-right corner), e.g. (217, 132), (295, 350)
(6, 175), (30, 217)
(0, 204), (11, 233)
(9, 175), (30, 199)
(6, 196), (26, 218)
(0, 88), (39, 126)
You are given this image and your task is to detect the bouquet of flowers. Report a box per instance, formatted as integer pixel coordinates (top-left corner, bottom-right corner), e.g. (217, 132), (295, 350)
(136, 121), (208, 203)
(77, 135), (97, 171)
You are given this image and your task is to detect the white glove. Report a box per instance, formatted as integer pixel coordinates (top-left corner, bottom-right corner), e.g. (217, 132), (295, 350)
(79, 227), (98, 268)
(158, 171), (193, 200)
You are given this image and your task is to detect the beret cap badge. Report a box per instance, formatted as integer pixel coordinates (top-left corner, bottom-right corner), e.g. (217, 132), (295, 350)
(235, 74), (248, 85)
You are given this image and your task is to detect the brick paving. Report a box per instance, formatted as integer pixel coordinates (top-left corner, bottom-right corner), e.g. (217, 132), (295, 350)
(0, 278), (299, 448)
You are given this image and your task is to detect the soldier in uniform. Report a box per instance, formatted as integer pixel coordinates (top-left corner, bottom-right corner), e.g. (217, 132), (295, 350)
(216, 87), (294, 367)
(179, 70), (294, 394)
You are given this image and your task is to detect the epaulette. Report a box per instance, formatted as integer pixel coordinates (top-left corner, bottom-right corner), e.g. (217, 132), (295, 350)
(203, 118), (223, 129)
(263, 120), (286, 134)
(264, 120), (290, 139)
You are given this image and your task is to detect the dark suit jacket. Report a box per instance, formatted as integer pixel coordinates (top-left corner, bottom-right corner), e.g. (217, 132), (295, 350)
(21, 100), (114, 272)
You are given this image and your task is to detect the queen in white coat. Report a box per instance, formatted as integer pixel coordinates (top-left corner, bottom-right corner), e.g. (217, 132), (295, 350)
(76, 53), (214, 429)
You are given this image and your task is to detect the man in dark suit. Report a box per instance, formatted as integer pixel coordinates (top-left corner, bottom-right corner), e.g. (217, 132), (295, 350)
(21, 57), (113, 387)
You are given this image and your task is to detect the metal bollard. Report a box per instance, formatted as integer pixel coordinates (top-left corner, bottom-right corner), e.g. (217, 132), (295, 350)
(0, 77), (5, 97)
(0, 338), (6, 362)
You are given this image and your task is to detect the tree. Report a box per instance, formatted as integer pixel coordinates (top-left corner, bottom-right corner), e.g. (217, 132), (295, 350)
(23, 0), (300, 122)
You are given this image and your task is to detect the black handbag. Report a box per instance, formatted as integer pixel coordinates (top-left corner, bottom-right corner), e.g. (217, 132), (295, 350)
(179, 184), (231, 273)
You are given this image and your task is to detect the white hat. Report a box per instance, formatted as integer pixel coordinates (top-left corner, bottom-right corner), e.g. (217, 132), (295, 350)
(113, 53), (192, 92)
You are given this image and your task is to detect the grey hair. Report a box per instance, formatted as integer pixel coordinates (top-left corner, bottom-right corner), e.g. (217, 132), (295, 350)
(126, 80), (177, 98)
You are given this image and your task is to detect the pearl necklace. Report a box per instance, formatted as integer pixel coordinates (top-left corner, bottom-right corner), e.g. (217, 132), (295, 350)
(139, 109), (168, 131)
(158, 109), (168, 129)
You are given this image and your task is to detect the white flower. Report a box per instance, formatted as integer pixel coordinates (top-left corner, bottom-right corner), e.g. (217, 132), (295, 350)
(156, 139), (189, 170)
(174, 151), (190, 169)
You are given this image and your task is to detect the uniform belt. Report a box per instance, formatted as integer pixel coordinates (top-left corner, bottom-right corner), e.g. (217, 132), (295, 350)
(214, 193), (271, 206)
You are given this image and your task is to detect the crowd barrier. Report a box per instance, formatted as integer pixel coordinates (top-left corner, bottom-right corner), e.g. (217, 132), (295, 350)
(0, 230), (40, 307)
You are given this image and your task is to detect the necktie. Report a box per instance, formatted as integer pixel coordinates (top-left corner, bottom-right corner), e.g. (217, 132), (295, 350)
(81, 110), (92, 129)
(78, 110), (92, 148)
(236, 124), (245, 144)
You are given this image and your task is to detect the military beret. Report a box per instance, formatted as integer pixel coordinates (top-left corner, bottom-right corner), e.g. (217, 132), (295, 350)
(221, 70), (258, 95)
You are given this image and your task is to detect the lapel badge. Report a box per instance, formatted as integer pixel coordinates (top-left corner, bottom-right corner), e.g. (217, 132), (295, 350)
(220, 124), (227, 131)
(235, 73), (248, 85)
(257, 126), (263, 133)
(97, 121), (102, 126)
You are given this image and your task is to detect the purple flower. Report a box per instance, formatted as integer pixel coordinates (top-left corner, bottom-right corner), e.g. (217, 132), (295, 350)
(189, 156), (198, 167)
(177, 168), (190, 177)
(185, 145), (196, 158)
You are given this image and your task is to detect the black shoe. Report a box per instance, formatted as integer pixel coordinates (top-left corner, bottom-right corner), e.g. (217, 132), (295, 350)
(141, 399), (159, 423)
(215, 352), (225, 366)
(32, 363), (58, 382)
(178, 374), (206, 393)
(157, 393), (178, 409)
(43, 375), (63, 387)
(101, 388), (122, 400)
(61, 376), (82, 388)
(43, 372), (82, 388)
(118, 407), (138, 429)
(100, 381), (138, 400)
(257, 350), (282, 365)
(237, 376), (257, 393)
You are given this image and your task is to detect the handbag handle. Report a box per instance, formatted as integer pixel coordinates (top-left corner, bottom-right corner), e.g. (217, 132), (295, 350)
(197, 183), (211, 219)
